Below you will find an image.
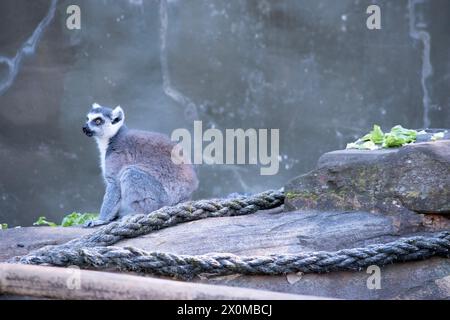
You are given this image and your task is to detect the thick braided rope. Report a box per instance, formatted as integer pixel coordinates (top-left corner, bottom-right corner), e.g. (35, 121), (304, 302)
(13, 190), (284, 262)
(18, 232), (450, 279)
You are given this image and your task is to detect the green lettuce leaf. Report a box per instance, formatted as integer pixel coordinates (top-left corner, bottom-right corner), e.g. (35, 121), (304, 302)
(61, 212), (99, 227)
(347, 124), (418, 150)
(33, 216), (58, 227)
(368, 125), (384, 144)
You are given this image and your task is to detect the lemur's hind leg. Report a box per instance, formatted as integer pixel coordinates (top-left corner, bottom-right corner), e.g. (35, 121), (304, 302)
(84, 180), (121, 228)
(119, 166), (169, 216)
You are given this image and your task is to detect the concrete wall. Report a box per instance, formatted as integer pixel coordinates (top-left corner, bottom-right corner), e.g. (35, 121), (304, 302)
(0, 0), (449, 226)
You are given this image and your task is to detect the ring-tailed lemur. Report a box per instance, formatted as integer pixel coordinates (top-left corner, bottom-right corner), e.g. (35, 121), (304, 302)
(82, 103), (198, 227)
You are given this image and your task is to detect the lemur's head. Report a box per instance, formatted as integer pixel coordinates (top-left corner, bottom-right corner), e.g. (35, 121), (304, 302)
(82, 103), (125, 139)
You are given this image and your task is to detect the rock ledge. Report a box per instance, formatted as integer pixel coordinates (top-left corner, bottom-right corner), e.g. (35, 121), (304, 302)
(285, 140), (450, 215)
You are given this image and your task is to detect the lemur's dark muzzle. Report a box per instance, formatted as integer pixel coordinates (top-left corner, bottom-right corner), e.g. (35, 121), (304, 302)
(83, 125), (94, 137)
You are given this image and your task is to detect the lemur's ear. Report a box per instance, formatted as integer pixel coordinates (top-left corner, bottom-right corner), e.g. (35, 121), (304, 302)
(112, 106), (124, 124)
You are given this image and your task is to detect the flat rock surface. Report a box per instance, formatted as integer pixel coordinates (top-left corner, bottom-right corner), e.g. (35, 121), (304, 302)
(1, 208), (449, 299)
(0, 227), (92, 263)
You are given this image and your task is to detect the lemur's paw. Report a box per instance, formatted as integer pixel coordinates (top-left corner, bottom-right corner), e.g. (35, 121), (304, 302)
(83, 219), (108, 228)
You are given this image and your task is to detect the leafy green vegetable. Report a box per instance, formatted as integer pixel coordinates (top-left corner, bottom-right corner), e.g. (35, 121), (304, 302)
(33, 216), (58, 227)
(390, 125), (417, 139)
(347, 125), (418, 150)
(0, 223), (7, 230)
(346, 140), (378, 150)
(61, 212), (98, 227)
(346, 142), (360, 149)
(362, 125), (384, 144)
(32, 212), (99, 228)
(383, 133), (406, 148)
(431, 132), (445, 141)
(383, 125), (417, 147)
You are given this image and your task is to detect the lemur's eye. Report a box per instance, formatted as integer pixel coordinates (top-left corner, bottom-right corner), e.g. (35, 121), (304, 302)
(94, 118), (103, 125)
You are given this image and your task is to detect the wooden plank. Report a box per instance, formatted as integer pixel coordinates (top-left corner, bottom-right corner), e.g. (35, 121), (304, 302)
(0, 264), (324, 300)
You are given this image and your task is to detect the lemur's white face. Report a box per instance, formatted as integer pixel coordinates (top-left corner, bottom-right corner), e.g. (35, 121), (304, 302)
(83, 103), (125, 140)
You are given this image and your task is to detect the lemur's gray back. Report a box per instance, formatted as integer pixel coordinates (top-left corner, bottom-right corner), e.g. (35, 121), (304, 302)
(106, 127), (198, 205)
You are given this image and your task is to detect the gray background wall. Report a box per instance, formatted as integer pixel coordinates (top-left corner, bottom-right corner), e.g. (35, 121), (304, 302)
(0, 0), (449, 226)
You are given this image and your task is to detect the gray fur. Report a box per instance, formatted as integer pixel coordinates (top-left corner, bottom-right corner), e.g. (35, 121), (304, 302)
(82, 104), (198, 227)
